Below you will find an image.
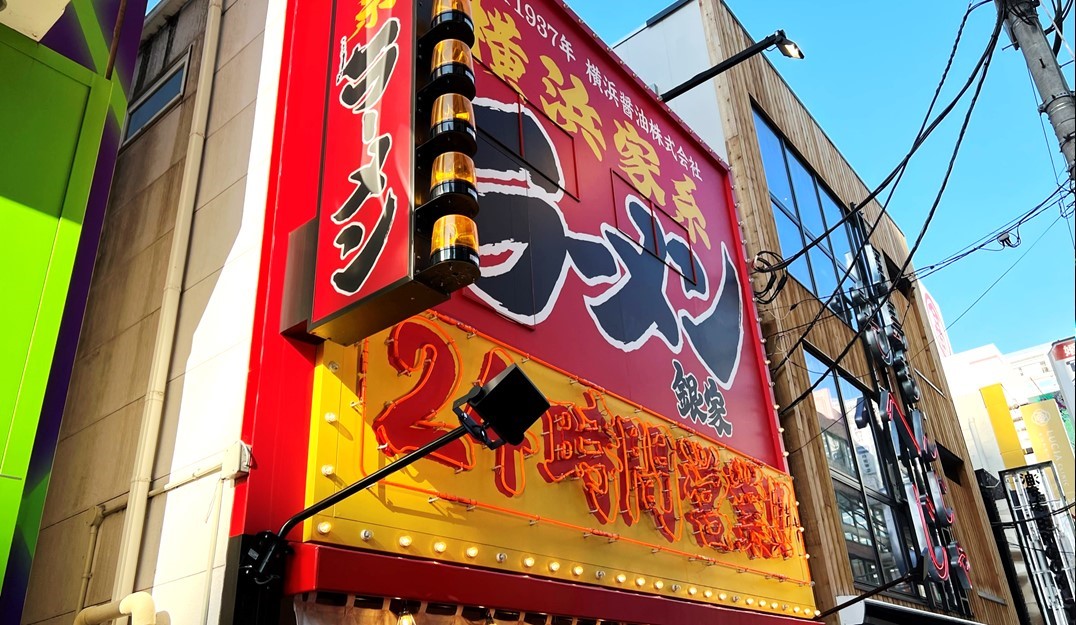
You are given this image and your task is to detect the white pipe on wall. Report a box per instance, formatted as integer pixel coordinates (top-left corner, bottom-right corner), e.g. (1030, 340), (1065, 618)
(73, 592), (166, 625)
(111, 0), (225, 607)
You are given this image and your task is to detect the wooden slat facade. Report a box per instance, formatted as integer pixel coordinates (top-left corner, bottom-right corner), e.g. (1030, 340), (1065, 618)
(695, 1), (1019, 623)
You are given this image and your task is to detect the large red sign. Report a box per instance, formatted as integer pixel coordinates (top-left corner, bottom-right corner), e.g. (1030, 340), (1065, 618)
(430, 0), (782, 466)
(309, 1), (416, 327)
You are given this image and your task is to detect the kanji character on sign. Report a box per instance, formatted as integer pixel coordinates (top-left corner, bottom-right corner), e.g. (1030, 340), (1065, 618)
(585, 58), (602, 86)
(560, 35), (575, 62)
(615, 416), (680, 542)
(473, 0), (529, 91)
(351, 0), (396, 39)
(539, 55), (606, 160)
(671, 174), (711, 250)
(612, 120), (665, 205)
(675, 439), (736, 551)
(537, 392), (622, 523)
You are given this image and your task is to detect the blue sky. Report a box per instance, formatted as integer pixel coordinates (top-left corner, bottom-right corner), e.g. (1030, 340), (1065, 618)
(565, 0), (1075, 355)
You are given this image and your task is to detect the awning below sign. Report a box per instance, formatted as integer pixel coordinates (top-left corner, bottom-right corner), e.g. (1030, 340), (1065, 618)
(835, 597), (987, 625)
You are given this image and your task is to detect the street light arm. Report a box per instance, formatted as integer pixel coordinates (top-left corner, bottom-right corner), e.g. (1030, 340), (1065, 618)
(659, 31), (784, 103)
(244, 425), (471, 586)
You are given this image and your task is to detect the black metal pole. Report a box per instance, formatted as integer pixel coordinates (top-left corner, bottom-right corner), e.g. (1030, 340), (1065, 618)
(278, 425), (468, 537)
(659, 33), (781, 103)
(247, 425), (470, 583)
(813, 572), (914, 621)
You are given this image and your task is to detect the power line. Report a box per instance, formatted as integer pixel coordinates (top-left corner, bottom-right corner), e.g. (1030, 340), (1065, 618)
(779, 13), (1004, 418)
(906, 183), (1072, 281)
(760, 185), (1070, 329)
(907, 213), (1067, 362)
(767, 8), (1005, 373)
(754, 0), (1000, 278)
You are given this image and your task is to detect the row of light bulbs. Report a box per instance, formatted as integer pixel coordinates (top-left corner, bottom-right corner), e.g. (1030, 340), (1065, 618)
(330, 525), (821, 618)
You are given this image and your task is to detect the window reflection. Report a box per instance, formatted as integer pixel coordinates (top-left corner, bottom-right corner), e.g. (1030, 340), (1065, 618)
(805, 352), (858, 479)
(754, 112), (795, 209)
(752, 110), (855, 325)
(869, 499), (907, 586)
(786, 153), (825, 237)
(834, 480), (881, 586)
(805, 349), (916, 595)
(772, 206), (814, 290)
(840, 378), (886, 494)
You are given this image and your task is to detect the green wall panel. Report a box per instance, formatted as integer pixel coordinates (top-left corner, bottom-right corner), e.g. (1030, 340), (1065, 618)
(0, 24), (110, 585)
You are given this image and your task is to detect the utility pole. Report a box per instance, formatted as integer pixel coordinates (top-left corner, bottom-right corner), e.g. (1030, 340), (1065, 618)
(997, 0), (1075, 182)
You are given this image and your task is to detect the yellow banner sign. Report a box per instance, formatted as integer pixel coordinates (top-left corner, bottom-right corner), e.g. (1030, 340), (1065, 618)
(306, 314), (815, 617)
(980, 384), (1026, 468)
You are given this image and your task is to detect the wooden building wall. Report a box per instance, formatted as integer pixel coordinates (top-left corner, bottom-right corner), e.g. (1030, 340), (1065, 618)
(696, 1), (1019, 622)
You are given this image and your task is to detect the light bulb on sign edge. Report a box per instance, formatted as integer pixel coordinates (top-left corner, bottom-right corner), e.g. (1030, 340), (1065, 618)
(398, 535), (413, 548)
(431, 0), (475, 45)
(430, 214), (479, 266)
(465, 546), (479, 558)
(430, 93), (476, 142)
(522, 556), (535, 568)
(429, 152), (478, 201)
(433, 541), (447, 554)
(431, 39), (475, 83)
(397, 610), (416, 625)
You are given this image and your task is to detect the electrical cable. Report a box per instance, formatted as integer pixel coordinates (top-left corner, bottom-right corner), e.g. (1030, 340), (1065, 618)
(906, 213), (1067, 363)
(784, 299), (914, 458)
(754, 0), (997, 276)
(992, 501), (1076, 526)
(767, 184), (1060, 323)
(779, 13), (1004, 419)
(767, 7), (1005, 374)
(763, 187), (1069, 343)
(906, 183), (1071, 281)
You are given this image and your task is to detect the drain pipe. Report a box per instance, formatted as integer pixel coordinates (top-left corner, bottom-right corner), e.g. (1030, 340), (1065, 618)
(76, 497), (128, 611)
(74, 592), (165, 625)
(111, 0), (224, 605)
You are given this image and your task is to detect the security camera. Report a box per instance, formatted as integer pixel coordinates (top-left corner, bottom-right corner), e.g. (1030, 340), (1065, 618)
(998, 230), (1019, 248)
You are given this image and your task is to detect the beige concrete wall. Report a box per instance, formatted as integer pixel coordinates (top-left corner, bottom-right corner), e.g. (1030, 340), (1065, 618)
(21, 0), (278, 621)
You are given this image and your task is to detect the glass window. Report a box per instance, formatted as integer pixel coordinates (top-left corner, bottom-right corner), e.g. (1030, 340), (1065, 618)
(786, 153), (826, 237)
(834, 480), (881, 585)
(807, 245), (840, 308)
(805, 352), (858, 479)
(840, 377), (886, 494)
(806, 348), (919, 593)
(772, 205), (813, 289)
(753, 110), (857, 325)
(869, 499), (909, 586)
(820, 191), (853, 263)
(124, 61), (186, 143)
(754, 112), (795, 210)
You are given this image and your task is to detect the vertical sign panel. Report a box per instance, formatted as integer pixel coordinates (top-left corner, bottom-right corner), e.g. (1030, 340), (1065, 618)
(1021, 400), (1075, 503)
(310, 0), (416, 329)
